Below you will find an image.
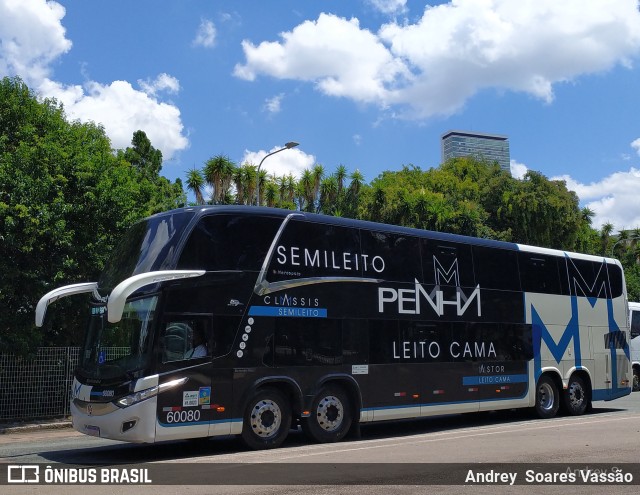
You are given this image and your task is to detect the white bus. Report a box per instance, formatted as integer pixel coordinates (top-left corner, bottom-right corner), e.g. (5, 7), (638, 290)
(36, 207), (632, 449)
(629, 301), (640, 391)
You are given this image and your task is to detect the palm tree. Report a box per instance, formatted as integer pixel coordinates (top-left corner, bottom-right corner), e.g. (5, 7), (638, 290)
(277, 175), (287, 206)
(256, 169), (268, 206)
(285, 174), (296, 204)
(348, 169), (364, 196)
(242, 164), (257, 205)
(335, 164), (347, 196)
(233, 166), (245, 205)
(186, 167), (205, 205)
(264, 182), (278, 208)
(219, 158), (235, 204)
(581, 207), (595, 226)
(299, 169), (315, 212)
(319, 176), (338, 215)
(600, 222), (614, 256)
(312, 164), (325, 210)
(344, 169), (364, 217)
(204, 154), (235, 204)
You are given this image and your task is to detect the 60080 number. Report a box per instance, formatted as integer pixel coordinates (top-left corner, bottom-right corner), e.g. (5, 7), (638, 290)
(166, 410), (201, 423)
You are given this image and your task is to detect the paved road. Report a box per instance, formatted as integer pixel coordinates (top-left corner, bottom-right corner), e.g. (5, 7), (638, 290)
(2, 392), (640, 494)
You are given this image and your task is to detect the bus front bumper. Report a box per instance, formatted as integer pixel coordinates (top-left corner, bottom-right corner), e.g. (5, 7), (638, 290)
(71, 396), (158, 443)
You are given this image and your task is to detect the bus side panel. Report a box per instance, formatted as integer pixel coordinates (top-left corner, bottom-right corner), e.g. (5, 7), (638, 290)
(525, 291), (630, 400)
(154, 365), (217, 441)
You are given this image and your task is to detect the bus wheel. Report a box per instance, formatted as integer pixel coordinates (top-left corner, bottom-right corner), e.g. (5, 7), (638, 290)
(535, 375), (559, 419)
(633, 369), (640, 392)
(241, 388), (291, 450)
(302, 385), (352, 443)
(563, 375), (589, 416)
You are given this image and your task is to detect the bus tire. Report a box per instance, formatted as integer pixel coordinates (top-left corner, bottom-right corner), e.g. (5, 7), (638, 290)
(302, 385), (352, 443)
(563, 375), (589, 416)
(535, 375), (560, 419)
(633, 368), (639, 392)
(241, 387), (291, 450)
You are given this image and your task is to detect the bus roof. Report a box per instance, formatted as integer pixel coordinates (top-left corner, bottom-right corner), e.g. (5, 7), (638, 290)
(147, 205), (617, 265)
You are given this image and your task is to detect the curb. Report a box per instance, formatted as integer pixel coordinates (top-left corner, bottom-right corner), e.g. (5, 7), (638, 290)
(0, 421), (72, 434)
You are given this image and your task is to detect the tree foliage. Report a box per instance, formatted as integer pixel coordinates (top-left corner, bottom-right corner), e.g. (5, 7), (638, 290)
(0, 77), (184, 353)
(358, 158), (586, 249)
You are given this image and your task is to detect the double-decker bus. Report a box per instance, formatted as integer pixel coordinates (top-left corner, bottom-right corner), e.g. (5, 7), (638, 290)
(36, 206), (631, 449)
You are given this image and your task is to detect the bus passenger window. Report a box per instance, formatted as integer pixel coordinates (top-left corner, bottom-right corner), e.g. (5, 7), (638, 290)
(631, 311), (640, 339)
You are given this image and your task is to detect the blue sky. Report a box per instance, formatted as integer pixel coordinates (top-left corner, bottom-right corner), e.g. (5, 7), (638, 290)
(2, 0), (640, 231)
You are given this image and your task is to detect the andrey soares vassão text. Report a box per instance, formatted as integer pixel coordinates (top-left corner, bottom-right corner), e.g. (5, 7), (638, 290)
(465, 468), (633, 485)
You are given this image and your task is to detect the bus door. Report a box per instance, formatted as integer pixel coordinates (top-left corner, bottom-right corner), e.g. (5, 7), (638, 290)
(630, 305), (640, 391)
(420, 322), (479, 415)
(592, 325), (630, 400)
(630, 305), (640, 367)
(368, 320), (423, 421)
(154, 315), (218, 441)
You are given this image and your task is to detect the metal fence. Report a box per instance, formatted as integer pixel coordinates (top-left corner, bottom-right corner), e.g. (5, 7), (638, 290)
(0, 347), (80, 422)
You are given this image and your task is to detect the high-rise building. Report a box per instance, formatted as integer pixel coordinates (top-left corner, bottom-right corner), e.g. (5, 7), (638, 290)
(441, 130), (511, 174)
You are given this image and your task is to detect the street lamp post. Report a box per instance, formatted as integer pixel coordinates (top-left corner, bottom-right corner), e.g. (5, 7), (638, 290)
(255, 141), (299, 206)
(611, 235), (640, 257)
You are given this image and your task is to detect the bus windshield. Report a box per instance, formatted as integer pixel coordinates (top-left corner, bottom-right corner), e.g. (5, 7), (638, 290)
(99, 211), (195, 290)
(78, 296), (158, 382)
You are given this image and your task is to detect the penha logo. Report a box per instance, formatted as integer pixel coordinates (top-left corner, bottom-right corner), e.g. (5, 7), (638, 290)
(378, 255), (481, 317)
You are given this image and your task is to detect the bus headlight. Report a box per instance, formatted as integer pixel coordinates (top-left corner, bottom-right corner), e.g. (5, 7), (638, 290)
(116, 386), (158, 408)
(115, 377), (188, 408)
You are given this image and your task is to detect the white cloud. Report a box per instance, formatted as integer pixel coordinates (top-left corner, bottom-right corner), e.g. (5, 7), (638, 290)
(0, 0), (189, 161)
(510, 159), (528, 179)
(353, 134), (363, 146)
(235, 1), (640, 119)
(138, 73), (180, 97)
(242, 146), (315, 179)
(264, 93), (284, 114)
(554, 168), (640, 231)
(234, 13), (411, 105)
(40, 78), (188, 160)
(193, 19), (216, 48)
(366, 0), (407, 16)
(0, 0), (71, 84)
(632, 138), (640, 156)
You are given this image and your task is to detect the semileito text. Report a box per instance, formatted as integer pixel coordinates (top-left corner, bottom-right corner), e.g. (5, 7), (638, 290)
(276, 245), (385, 273)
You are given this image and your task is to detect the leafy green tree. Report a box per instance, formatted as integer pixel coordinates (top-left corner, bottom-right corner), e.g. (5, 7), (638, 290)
(0, 77), (184, 353)
(359, 158), (587, 248)
(120, 130), (162, 179)
(490, 170), (582, 249)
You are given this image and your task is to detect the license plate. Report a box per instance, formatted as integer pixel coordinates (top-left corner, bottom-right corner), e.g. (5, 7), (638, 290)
(85, 425), (100, 437)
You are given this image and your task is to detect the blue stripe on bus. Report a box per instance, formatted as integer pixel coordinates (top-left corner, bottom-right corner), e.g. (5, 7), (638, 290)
(248, 306), (327, 318)
(157, 418), (243, 428)
(592, 387), (631, 401)
(462, 374), (528, 386)
(362, 393), (529, 412)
